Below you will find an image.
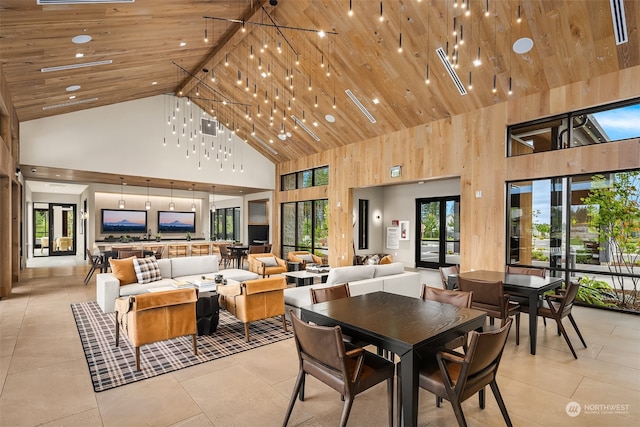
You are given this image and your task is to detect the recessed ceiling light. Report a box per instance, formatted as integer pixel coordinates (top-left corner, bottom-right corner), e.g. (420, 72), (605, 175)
(69, 95), (76, 99)
(372, 98), (380, 104)
(66, 85), (81, 91)
(286, 132), (292, 137)
(179, 41), (187, 47)
(312, 121), (319, 127)
(72, 35), (92, 44)
(325, 114), (335, 123)
(513, 37), (534, 54)
(151, 81), (158, 85)
(75, 53), (84, 58)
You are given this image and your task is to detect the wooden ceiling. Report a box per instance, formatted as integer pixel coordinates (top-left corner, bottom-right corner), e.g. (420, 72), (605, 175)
(2, 0), (639, 172)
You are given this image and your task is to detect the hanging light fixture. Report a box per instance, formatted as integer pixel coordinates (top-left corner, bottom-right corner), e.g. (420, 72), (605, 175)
(118, 177), (126, 209)
(145, 179), (151, 210)
(169, 181), (175, 211)
(191, 185), (197, 212)
(211, 185), (219, 208)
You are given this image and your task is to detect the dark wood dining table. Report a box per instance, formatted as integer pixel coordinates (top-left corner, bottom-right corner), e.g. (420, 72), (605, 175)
(227, 245), (248, 269)
(300, 291), (486, 427)
(448, 270), (563, 355)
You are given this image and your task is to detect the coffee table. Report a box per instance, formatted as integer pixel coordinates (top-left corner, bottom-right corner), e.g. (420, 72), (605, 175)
(282, 270), (329, 287)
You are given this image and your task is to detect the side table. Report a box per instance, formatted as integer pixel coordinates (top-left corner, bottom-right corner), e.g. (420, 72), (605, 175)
(196, 291), (220, 335)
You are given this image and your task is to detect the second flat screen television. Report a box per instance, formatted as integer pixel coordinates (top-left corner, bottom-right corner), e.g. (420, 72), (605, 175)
(157, 211), (196, 233)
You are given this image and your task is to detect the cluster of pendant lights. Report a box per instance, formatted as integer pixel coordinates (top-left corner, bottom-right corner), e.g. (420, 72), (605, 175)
(118, 179), (206, 213)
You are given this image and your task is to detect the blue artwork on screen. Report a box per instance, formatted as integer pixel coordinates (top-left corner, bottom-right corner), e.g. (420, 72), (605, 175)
(158, 211), (196, 233)
(101, 209), (147, 233)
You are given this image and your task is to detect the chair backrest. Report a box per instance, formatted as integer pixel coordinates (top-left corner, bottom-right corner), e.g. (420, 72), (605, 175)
(118, 249), (143, 259)
(560, 280), (580, 312)
(439, 265), (460, 288)
(421, 285), (472, 308)
(218, 244), (230, 256)
(248, 244), (266, 254)
(458, 277), (505, 308)
(464, 318), (512, 379)
(310, 283), (351, 304)
(264, 244), (272, 253)
(154, 246), (165, 259)
(506, 265), (546, 278)
(289, 311), (347, 375)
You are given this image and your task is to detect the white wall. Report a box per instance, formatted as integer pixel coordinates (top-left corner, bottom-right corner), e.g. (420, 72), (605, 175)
(353, 187), (385, 255)
(20, 95), (276, 190)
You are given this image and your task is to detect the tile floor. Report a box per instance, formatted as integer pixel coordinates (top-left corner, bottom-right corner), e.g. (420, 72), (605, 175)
(0, 262), (638, 426)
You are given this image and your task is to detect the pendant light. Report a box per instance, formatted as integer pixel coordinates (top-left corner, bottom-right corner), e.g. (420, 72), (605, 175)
(169, 181), (175, 211)
(191, 185), (197, 212)
(118, 177), (125, 209)
(210, 185), (216, 212)
(145, 179), (151, 210)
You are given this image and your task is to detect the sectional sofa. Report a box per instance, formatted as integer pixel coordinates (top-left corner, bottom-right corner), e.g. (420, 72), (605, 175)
(97, 255), (258, 313)
(284, 262), (422, 318)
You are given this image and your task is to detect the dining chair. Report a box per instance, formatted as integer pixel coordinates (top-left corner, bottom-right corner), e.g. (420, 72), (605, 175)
(283, 311), (395, 427)
(153, 246), (165, 259)
(117, 249), (143, 259)
(506, 265), (548, 323)
(439, 265), (460, 289)
(458, 277), (520, 345)
(84, 248), (107, 285)
(310, 283), (351, 304)
(396, 318), (513, 427)
(538, 280), (587, 358)
(421, 285), (473, 350)
(216, 244), (232, 268)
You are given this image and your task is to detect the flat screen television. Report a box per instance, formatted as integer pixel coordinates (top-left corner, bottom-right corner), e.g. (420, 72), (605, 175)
(157, 211), (196, 233)
(101, 209), (147, 234)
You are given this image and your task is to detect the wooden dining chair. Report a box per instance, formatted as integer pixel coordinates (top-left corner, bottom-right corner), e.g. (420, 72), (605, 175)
(117, 249), (143, 259)
(283, 311), (395, 427)
(458, 277), (520, 345)
(538, 280), (587, 358)
(397, 318), (513, 427)
(421, 285), (473, 350)
(506, 265), (548, 322)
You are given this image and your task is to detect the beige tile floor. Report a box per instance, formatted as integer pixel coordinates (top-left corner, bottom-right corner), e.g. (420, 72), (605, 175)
(1, 262), (639, 426)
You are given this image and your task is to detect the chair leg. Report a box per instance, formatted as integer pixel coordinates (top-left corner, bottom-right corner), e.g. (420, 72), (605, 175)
(338, 396), (356, 427)
(386, 377), (394, 427)
(489, 381), (513, 427)
(396, 364), (402, 427)
(115, 318), (120, 347)
(449, 398), (469, 427)
(135, 347), (141, 371)
(244, 323), (251, 342)
(479, 386), (485, 409)
(515, 313), (520, 346)
(283, 370), (305, 426)
(192, 334), (198, 356)
(556, 318), (578, 359)
(299, 373), (305, 401)
(282, 315), (288, 333)
(568, 314), (587, 348)
(84, 264), (96, 285)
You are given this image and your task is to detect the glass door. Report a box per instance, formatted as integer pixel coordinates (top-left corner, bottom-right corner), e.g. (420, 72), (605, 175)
(49, 203), (76, 256)
(33, 203), (49, 257)
(415, 196), (460, 268)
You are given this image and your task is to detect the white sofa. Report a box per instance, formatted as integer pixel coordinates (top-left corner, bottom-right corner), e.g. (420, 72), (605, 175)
(284, 262), (421, 318)
(96, 255), (259, 313)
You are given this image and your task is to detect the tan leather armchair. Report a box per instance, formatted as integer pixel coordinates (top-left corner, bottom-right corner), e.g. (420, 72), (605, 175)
(287, 251), (322, 269)
(217, 277), (288, 342)
(248, 253), (287, 277)
(115, 288), (198, 371)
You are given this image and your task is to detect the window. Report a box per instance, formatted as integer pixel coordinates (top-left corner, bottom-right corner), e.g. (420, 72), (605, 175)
(281, 199), (328, 260)
(508, 98), (640, 157)
(281, 166), (330, 190)
(507, 169), (639, 311)
(211, 207), (240, 241)
(358, 199), (369, 250)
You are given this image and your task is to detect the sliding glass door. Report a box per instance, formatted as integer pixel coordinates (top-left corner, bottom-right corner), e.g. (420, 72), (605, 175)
(415, 196), (460, 268)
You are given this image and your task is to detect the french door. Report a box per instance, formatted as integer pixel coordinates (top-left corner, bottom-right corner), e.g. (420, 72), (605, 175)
(415, 196), (460, 269)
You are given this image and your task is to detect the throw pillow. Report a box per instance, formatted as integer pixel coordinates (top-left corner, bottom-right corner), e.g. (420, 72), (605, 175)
(367, 254), (381, 265)
(109, 256), (138, 285)
(298, 253), (315, 263)
(261, 256), (278, 267)
(133, 256), (162, 284)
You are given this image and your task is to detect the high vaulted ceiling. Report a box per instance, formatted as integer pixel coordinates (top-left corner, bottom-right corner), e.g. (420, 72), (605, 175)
(2, 0), (639, 169)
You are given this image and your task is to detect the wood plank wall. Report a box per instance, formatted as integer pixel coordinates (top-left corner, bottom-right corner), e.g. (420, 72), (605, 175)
(274, 66), (640, 272)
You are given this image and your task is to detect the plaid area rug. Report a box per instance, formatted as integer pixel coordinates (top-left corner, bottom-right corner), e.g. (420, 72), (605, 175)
(71, 301), (292, 392)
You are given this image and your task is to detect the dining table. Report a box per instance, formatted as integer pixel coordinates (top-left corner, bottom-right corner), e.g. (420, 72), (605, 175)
(227, 245), (249, 269)
(448, 270), (563, 355)
(300, 291), (486, 427)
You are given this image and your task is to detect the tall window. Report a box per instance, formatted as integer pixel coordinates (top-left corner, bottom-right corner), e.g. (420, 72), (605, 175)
(281, 199), (328, 260)
(507, 169), (639, 311)
(358, 199), (369, 250)
(281, 166), (329, 190)
(211, 207), (240, 241)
